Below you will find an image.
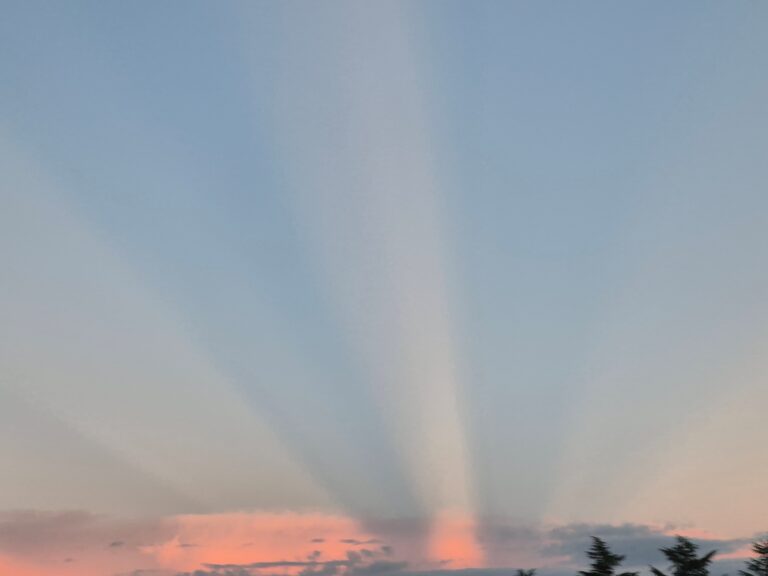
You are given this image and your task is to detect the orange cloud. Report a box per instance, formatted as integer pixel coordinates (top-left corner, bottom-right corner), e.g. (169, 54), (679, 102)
(4, 510), (755, 576)
(143, 512), (377, 572)
(428, 511), (484, 569)
(0, 510), (416, 575)
(0, 510), (491, 574)
(0, 510), (395, 576)
(0, 554), (51, 576)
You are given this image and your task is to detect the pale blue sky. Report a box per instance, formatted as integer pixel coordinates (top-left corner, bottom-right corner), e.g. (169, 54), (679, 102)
(1, 0), (767, 538)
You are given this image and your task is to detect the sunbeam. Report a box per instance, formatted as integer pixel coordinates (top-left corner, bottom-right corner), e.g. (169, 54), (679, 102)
(0, 133), (328, 514)
(270, 0), (479, 558)
(2, 2), (768, 575)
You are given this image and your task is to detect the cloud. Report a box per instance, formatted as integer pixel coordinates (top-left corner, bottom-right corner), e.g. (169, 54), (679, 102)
(352, 561), (409, 575)
(174, 567), (549, 576)
(167, 518), (760, 576)
(0, 511), (761, 576)
(541, 523), (749, 568)
(178, 545), (408, 576)
(473, 518), (758, 571)
(0, 510), (172, 557)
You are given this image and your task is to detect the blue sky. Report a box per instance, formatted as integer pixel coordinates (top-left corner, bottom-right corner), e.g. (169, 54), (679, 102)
(1, 2), (768, 574)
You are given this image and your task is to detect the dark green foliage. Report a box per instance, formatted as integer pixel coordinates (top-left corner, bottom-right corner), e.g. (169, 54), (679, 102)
(579, 536), (639, 576)
(740, 539), (768, 576)
(650, 536), (717, 576)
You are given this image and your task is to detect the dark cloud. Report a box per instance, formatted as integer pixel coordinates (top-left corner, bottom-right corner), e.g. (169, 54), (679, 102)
(178, 543), (407, 576)
(178, 560), (349, 576)
(712, 559), (755, 576)
(175, 568), (558, 576)
(342, 539), (382, 546)
(352, 561), (409, 575)
(405, 570), (560, 576)
(348, 551), (363, 564)
(313, 539), (327, 543)
(478, 522), (541, 544)
(540, 523), (749, 569)
(204, 561), (329, 569)
(471, 518), (757, 572)
(176, 571), (244, 576)
(199, 557), (402, 575)
(0, 510), (172, 559)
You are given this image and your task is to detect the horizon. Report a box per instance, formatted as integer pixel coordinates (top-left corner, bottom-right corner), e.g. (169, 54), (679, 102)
(1, 1), (767, 575)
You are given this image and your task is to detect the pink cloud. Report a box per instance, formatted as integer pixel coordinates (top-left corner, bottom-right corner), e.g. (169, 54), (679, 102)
(1, 511), (759, 576)
(0, 511), (411, 576)
(144, 512), (376, 572)
(428, 511), (484, 568)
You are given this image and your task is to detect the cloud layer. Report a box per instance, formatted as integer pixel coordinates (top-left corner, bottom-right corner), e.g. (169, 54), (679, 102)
(0, 511), (760, 576)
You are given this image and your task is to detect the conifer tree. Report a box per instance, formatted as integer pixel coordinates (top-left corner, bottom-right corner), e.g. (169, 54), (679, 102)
(740, 539), (768, 576)
(517, 569), (537, 576)
(579, 537), (638, 576)
(650, 536), (716, 576)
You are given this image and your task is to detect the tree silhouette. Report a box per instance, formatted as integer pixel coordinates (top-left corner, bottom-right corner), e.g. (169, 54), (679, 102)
(579, 536), (639, 576)
(650, 536), (717, 576)
(516, 569), (537, 576)
(740, 539), (768, 576)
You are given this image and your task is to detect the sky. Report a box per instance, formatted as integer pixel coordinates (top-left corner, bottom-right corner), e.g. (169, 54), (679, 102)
(1, 1), (767, 575)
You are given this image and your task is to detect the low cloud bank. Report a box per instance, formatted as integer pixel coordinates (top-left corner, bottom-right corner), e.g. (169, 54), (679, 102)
(0, 511), (760, 576)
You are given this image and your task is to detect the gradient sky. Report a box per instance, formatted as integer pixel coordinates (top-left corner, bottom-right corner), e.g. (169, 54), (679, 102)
(1, 2), (767, 575)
